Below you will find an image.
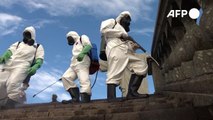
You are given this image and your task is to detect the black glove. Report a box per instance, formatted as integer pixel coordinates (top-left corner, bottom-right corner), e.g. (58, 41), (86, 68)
(121, 35), (134, 41)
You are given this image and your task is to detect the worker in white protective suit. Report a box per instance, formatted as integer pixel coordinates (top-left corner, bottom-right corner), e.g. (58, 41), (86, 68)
(0, 26), (44, 108)
(100, 11), (149, 101)
(61, 31), (92, 103)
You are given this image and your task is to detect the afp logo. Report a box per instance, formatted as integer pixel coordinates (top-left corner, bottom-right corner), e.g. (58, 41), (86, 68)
(167, 8), (200, 19)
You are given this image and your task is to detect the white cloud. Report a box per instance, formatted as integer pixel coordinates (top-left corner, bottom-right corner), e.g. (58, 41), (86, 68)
(0, 0), (17, 8)
(0, 13), (55, 37)
(30, 69), (63, 90)
(0, 13), (23, 36)
(54, 54), (70, 65)
(0, 0), (156, 21)
(33, 19), (56, 29)
(58, 93), (70, 101)
(26, 1), (46, 9)
(26, 67), (64, 102)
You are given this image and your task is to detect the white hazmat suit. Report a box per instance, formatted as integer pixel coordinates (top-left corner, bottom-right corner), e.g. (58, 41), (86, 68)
(100, 11), (148, 85)
(62, 31), (92, 95)
(0, 26), (44, 105)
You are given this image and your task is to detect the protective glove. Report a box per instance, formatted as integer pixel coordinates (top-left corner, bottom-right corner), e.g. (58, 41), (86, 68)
(0, 50), (12, 64)
(123, 35), (134, 41)
(28, 58), (43, 76)
(0, 57), (4, 64)
(77, 45), (92, 62)
(77, 53), (86, 62)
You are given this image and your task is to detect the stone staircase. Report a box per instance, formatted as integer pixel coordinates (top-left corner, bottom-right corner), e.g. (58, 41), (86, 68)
(0, 95), (212, 120)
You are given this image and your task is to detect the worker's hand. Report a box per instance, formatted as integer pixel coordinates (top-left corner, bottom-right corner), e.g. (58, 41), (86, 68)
(126, 36), (134, 41)
(28, 66), (37, 76)
(0, 50), (12, 64)
(121, 35), (134, 42)
(129, 41), (140, 51)
(77, 45), (91, 62)
(0, 57), (4, 64)
(28, 58), (43, 76)
(77, 53), (86, 62)
(133, 44), (140, 51)
(146, 54), (152, 59)
(120, 33), (128, 40)
(20, 83), (29, 91)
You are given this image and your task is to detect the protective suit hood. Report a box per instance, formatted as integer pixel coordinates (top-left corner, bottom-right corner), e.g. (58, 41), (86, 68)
(23, 26), (36, 41)
(100, 18), (116, 32)
(66, 31), (80, 42)
(116, 11), (131, 24)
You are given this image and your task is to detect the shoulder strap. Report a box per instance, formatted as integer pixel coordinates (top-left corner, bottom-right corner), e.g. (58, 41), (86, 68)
(16, 41), (21, 49)
(34, 44), (40, 57)
(79, 37), (82, 44)
(79, 36), (85, 47)
(36, 44), (40, 49)
(32, 44), (40, 64)
(112, 19), (117, 29)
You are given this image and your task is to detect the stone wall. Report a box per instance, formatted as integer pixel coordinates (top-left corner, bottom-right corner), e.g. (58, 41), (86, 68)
(151, 0), (213, 106)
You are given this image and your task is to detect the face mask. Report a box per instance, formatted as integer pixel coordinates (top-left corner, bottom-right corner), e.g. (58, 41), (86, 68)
(23, 31), (34, 45)
(27, 39), (35, 46)
(120, 15), (131, 32)
(23, 38), (29, 43)
(67, 36), (75, 46)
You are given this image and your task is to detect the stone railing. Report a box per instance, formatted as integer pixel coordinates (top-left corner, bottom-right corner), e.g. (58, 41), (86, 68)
(151, 0), (213, 106)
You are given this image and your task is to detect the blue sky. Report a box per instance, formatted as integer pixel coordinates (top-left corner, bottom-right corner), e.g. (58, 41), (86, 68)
(0, 0), (159, 103)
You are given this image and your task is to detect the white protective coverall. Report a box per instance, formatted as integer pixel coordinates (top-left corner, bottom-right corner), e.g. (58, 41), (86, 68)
(99, 41), (149, 96)
(100, 11), (148, 85)
(0, 26), (44, 104)
(62, 31), (92, 95)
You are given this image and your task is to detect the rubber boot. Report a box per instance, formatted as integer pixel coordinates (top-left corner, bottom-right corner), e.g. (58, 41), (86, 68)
(5, 98), (19, 109)
(107, 84), (116, 102)
(62, 87), (80, 104)
(80, 93), (91, 103)
(126, 74), (149, 99)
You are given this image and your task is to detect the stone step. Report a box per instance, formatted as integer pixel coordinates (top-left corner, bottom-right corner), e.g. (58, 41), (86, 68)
(1, 95), (212, 120)
(3, 95), (167, 112)
(0, 101), (173, 119)
(0, 107), (198, 120)
(0, 95), (174, 119)
(47, 103), (173, 117)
